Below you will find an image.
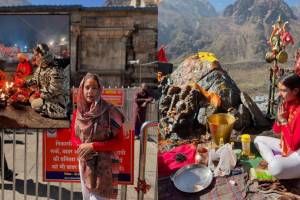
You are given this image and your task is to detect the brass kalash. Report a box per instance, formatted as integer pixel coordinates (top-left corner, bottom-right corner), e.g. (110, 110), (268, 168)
(207, 113), (236, 145)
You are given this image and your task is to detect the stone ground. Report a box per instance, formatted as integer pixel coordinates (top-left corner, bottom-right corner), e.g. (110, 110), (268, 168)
(0, 129), (157, 200)
(223, 64), (270, 98)
(224, 65), (274, 115)
(0, 106), (70, 128)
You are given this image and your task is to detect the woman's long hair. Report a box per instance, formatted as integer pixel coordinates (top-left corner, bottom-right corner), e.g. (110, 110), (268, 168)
(279, 73), (300, 98)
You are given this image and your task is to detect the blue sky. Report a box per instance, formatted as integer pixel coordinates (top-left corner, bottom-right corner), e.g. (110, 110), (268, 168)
(29, 0), (299, 9)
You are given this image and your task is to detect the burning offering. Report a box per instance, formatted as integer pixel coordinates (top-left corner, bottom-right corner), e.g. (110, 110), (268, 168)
(0, 90), (6, 108)
(7, 87), (31, 109)
(5, 81), (15, 96)
(0, 70), (7, 89)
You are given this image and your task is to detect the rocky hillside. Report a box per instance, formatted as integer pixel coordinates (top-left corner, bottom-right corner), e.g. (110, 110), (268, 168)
(292, 4), (300, 18)
(159, 0), (300, 65)
(159, 0), (217, 63)
(223, 0), (296, 25)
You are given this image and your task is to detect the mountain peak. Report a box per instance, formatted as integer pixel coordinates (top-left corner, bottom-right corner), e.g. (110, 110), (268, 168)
(223, 0), (297, 25)
(159, 0), (217, 18)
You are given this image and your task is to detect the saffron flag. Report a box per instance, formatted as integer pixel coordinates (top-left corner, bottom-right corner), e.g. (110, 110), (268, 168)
(157, 46), (168, 62)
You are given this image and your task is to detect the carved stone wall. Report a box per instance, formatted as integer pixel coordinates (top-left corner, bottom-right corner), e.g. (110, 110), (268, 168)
(71, 8), (158, 87)
(106, 0), (157, 6)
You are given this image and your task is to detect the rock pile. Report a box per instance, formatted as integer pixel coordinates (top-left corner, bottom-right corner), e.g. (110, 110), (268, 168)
(159, 52), (269, 140)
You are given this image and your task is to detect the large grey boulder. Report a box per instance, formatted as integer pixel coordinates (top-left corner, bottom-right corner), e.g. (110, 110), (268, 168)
(159, 52), (269, 140)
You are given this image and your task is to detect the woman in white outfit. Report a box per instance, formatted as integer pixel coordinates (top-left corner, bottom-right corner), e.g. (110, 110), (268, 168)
(254, 73), (300, 179)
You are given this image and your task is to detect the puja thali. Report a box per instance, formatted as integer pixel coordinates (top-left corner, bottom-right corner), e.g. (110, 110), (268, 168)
(171, 164), (213, 193)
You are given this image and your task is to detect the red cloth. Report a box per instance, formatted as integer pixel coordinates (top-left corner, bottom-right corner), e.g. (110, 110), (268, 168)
(15, 60), (32, 78)
(14, 60), (32, 87)
(0, 70), (7, 89)
(273, 99), (300, 153)
(157, 47), (168, 62)
(281, 32), (294, 46)
(158, 144), (196, 177)
(70, 110), (122, 152)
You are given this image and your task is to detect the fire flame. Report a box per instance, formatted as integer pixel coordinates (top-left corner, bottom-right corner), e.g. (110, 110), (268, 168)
(0, 93), (5, 99)
(5, 82), (13, 89)
(192, 82), (222, 108)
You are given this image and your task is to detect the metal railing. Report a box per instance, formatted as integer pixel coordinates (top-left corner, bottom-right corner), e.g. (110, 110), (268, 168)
(146, 102), (159, 122)
(0, 129), (80, 200)
(1, 127), (159, 200)
(3, 129), (153, 200)
(137, 121), (159, 200)
(1, 130), (4, 200)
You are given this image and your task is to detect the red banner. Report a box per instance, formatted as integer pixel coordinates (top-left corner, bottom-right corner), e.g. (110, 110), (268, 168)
(101, 89), (124, 107)
(42, 128), (80, 182)
(42, 128), (134, 184)
(114, 129), (135, 185)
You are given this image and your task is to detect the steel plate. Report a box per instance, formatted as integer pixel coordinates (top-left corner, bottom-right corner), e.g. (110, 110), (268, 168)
(171, 164), (213, 193)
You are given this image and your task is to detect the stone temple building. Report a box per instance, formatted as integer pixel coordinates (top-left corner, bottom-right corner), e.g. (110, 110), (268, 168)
(0, 4), (158, 87)
(105, 0), (158, 7)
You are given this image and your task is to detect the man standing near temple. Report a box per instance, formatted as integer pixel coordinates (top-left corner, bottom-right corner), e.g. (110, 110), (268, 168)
(134, 83), (153, 139)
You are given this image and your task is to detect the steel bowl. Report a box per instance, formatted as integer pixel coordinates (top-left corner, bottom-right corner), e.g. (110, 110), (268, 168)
(171, 164), (213, 193)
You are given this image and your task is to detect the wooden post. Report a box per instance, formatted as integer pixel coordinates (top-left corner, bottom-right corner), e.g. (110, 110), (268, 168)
(270, 60), (278, 116)
(267, 67), (273, 116)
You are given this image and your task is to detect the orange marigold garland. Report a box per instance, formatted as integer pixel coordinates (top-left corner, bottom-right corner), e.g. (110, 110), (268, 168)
(0, 70), (7, 89)
(134, 179), (151, 194)
(8, 88), (30, 104)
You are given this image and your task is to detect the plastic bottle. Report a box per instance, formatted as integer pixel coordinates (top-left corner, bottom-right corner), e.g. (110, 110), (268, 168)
(241, 134), (251, 156)
(219, 137), (224, 147)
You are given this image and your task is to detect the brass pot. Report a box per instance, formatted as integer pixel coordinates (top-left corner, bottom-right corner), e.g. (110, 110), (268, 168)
(207, 113), (236, 145)
(276, 51), (288, 63)
(265, 52), (275, 63)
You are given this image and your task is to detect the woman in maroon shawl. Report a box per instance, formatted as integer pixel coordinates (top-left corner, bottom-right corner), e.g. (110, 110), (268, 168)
(71, 73), (125, 199)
